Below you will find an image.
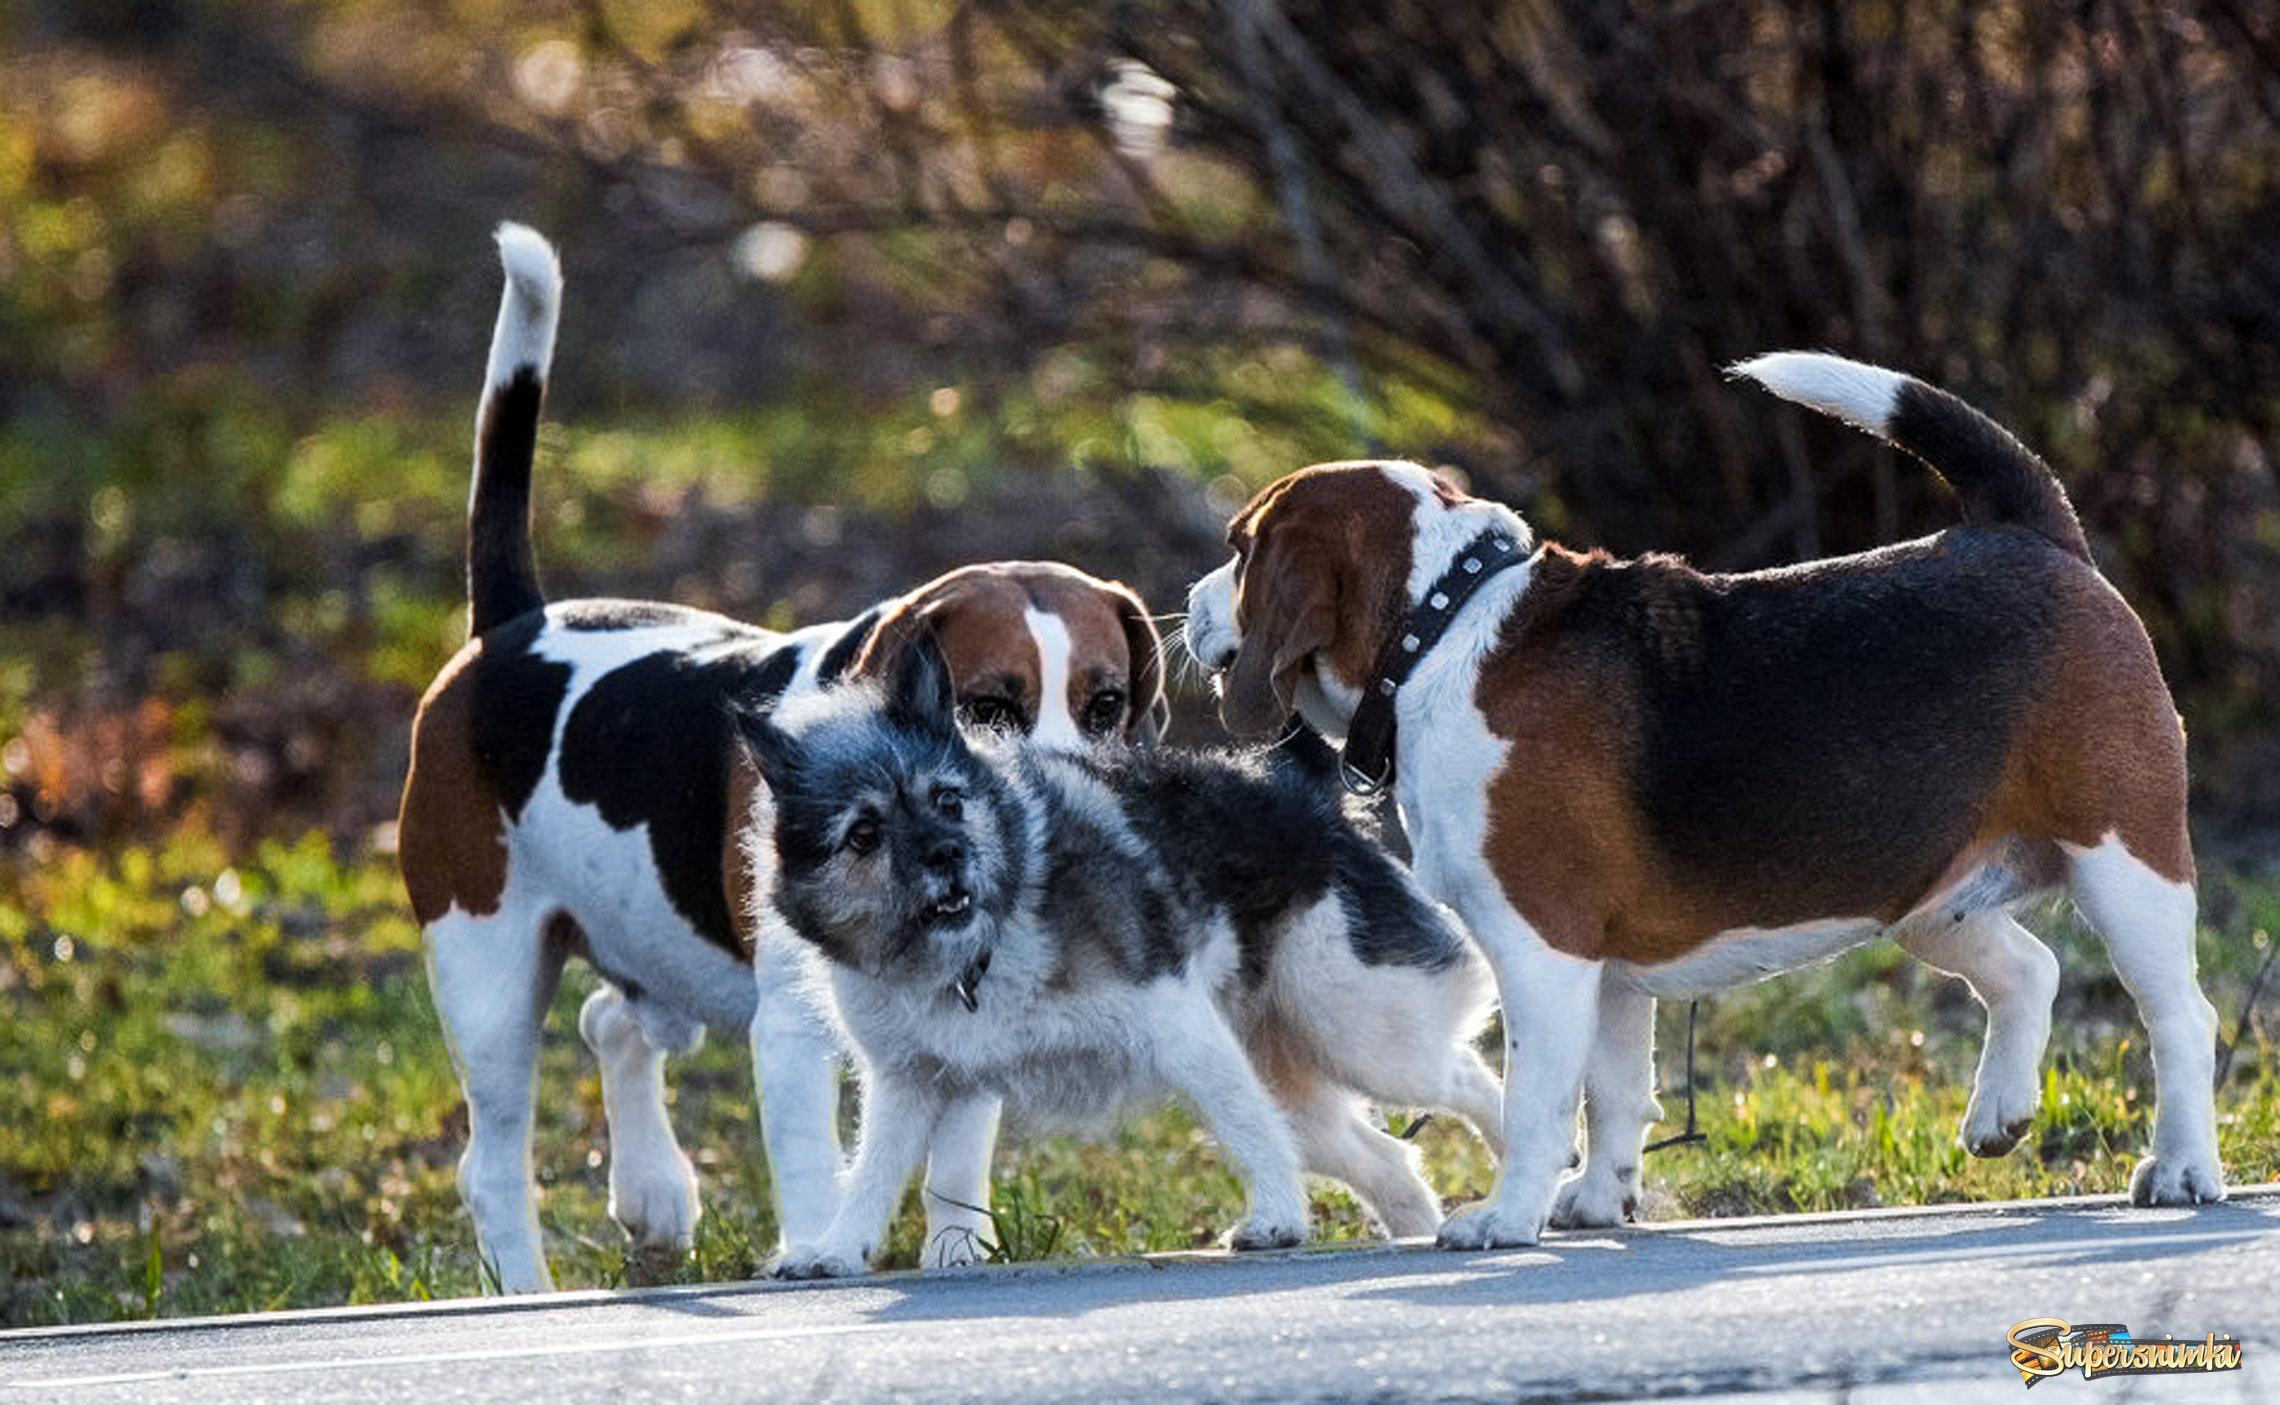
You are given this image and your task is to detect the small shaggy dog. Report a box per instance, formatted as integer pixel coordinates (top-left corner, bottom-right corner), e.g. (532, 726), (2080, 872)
(739, 636), (1503, 1276)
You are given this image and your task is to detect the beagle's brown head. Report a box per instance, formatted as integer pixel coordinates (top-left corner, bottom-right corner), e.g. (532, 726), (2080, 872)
(1201, 463), (1454, 736)
(854, 561), (1169, 748)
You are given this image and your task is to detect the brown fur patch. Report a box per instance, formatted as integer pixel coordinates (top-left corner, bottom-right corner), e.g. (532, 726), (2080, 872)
(857, 562), (1165, 741)
(1985, 569), (2194, 884)
(1242, 1005), (1322, 1107)
(724, 752), (761, 955)
(1220, 465), (1418, 734)
(398, 643), (509, 927)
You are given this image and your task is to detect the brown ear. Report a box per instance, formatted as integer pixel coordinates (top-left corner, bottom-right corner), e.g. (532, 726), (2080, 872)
(1219, 548), (1334, 736)
(1110, 583), (1171, 745)
(849, 593), (938, 681)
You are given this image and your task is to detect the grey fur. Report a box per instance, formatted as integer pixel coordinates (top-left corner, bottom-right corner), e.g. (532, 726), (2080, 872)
(742, 635), (1504, 1276)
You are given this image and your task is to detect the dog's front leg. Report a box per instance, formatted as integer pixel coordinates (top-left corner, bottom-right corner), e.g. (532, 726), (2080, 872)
(920, 1092), (1003, 1267)
(773, 1070), (943, 1279)
(750, 921), (845, 1250)
(1550, 978), (1659, 1228)
(1157, 1002), (1309, 1250)
(1436, 900), (1602, 1251)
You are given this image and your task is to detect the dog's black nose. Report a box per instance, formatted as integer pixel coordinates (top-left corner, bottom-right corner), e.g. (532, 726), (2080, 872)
(925, 837), (965, 871)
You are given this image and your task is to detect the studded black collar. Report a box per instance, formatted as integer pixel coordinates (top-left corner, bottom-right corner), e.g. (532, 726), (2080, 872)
(1337, 527), (1528, 796)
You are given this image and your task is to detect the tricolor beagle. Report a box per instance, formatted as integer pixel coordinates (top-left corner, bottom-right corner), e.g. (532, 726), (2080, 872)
(1185, 352), (2223, 1249)
(399, 225), (1168, 1291)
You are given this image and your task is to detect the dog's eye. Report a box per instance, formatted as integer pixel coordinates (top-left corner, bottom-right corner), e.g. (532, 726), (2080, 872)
(960, 696), (1023, 733)
(844, 815), (883, 856)
(1080, 690), (1126, 738)
(932, 786), (963, 820)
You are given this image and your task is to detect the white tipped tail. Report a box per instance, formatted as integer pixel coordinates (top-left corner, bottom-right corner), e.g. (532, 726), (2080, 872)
(467, 222), (562, 635)
(1730, 349), (2093, 563)
(485, 222), (562, 392)
(1727, 352), (1908, 440)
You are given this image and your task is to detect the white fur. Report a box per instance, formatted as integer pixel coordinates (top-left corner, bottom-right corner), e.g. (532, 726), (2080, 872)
(485, 223), (563, 393)
(1609, 917), (1885, 999)
(1893, 910), (2060, 1156)
(2064, 833), (2224, 1204)
(1184, 557), (1239, 674)
(1023, 607), (1081, 750)
(1728, 352), (1907, 440)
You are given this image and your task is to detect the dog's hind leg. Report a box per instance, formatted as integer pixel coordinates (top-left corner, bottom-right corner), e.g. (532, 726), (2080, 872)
(1157, 999), (1309, 1250)
(578, 984), (702, 1275)
(919, 1092), (1002, 1267)
(424, 902), (570, 1293)
(1893, 909), (2060, 1157)
(1551, 978), (1661, 1228)
(2066, 836), (2226, 1205)
(1285, 1084), (1443, 1239)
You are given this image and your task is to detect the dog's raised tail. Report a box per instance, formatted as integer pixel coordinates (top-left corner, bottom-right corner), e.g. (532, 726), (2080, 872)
(1729, 351), (2091, 563)
(468, 222), (563, 636)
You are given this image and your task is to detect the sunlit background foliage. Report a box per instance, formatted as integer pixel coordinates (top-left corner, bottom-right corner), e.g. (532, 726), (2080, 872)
(3, 0), (2277, 1325)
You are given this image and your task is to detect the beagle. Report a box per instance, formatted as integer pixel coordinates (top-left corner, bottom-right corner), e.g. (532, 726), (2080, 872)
(1185, 352), (2224, 1249)
(399, 225), (1167, 1291)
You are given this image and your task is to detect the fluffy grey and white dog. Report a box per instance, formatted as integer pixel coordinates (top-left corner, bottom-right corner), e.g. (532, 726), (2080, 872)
(738, 633), (1504, 1278)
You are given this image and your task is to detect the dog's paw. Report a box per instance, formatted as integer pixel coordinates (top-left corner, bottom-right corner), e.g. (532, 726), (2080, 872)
(608, 1156), (701, 1251)
(1960, 1103), (2037, 1158)
(1548, 1168), (1638, 1229)
(1435, 1200), (1545, 1251)
(923, 1226), (990, 1269)
(2129, 1153), (2227, 1207)
(1959, 1078), (2041, 1158)
(769, 1242), (873, 1280)
(1226, 1217), (1305, 1252)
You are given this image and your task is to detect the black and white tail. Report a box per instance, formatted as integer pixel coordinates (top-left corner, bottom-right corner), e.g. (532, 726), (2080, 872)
(467, 222), (563, 637)
(1729, 352), (2092, 564)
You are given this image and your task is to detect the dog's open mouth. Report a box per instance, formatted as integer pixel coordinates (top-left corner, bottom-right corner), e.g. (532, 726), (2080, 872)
(925, 889), (974, 925)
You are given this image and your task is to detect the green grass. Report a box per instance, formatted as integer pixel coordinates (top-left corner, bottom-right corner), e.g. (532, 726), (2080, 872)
(3, 818), (2274, 1327)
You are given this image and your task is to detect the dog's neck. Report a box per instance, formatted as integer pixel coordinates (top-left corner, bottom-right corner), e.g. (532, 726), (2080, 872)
(1337, 523), (1530, 795)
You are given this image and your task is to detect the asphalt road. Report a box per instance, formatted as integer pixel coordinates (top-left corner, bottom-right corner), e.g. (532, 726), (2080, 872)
(5, 1187), (2274, 1403)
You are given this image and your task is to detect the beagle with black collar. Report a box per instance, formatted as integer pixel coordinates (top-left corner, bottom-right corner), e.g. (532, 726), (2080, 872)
(399, 225), (1168, 1291)
(1185, 352), (2223, 1250)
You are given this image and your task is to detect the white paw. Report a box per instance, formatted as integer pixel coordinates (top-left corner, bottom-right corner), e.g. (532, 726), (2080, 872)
(1434, 1199), (1545, 1251)
(1549, 1168), (1638, 1228)
(1227, 1216), (1305, 1252)
(1368, 1188), (1443, 1240)
(1959, 1083), (2040, 1157)
(609, 1157), (700, 1250)
(2130, 1153), (2227, 1207)
(923, 1224), (990, 1268)
(770, 1241), (873, 1280)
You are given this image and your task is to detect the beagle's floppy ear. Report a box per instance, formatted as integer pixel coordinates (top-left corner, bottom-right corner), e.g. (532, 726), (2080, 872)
(848, 591), (939, 682)
(1109, 582), (1172, 746)
(1218, 530), (1336, 737)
